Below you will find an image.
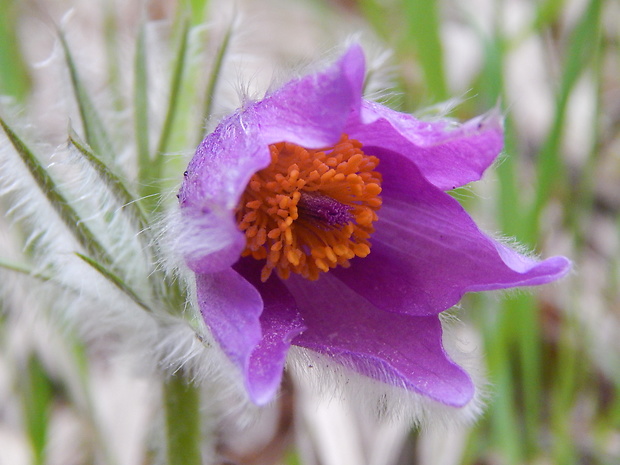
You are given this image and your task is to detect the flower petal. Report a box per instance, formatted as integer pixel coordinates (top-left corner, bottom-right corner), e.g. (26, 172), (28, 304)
(332, 150), (570, 315)
(179, 208), (246, 274)
(179, 45), (367, 272)
(234, 258), (306, 404)
(346, 101), (504, 190)
(255, 44), (366, 149)
(196, 269), (263, 382)
(286, 274), (474, 407)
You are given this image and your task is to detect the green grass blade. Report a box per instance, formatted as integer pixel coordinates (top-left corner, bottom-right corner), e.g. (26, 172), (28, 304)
(0, 259), (89, 297)
(75, 253), (152, 312)
(401, 0), (448, 102)
(156, 19), (190, 157)
(356, 0), (390, 38)
(0, 117), (114, 265)
(188, 0), (210, 25)
(60, 331), (119, 465)
(198, 21), (233, 145)
(68, 131), (150, 234)
(0, 259), (38, 277)
(526, 0), (602, 243)
(510, 0), (567, 46)
(484, 303), (523, 465)
(499, 123), (542, 456)
(134, 24), (151, 197)
(144, 19), (190, 213)
(549, 315), (581, 464)
(58, 31), (115, 162)
(531, 0), (566, 33)
(19, 354), (54, 465)
(0, 0), (31, 99)
(566, 22), (605, 251)
(71, 127), (166, 306)
(103, 1), (123, 111)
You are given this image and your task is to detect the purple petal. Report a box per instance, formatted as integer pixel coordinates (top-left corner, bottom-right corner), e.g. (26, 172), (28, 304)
(346, 101), (504, 191)
(179, 45), (366, 272)
(197, 266), (305, 405)
(178, 112), (271, 272)
(254, 44), (366, 149)
(333, 151), (570, 315)
(196, 269), (263, 381)
(180, 208), (246, 274)
(234, 258), (306, 404)
(286, 274), (474, 407)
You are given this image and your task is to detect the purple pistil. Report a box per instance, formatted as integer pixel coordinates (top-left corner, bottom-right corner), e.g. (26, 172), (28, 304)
(297, 191), (352, 229)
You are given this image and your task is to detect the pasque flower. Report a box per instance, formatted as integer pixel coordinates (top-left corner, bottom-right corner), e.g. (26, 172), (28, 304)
(177, 44), (570, 407)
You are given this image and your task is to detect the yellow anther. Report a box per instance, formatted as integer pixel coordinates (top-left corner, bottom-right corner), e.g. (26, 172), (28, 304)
(366, 183), (382, 196)
(353, 243), (371, 257)
(315, 258), (329, 272)
(267, 229), (281, 239)
(246, 199), (262, 209)
(324, 246), (337, 263)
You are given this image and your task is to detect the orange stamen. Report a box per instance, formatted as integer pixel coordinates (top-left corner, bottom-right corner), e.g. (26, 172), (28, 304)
(236, 134), (382, 281)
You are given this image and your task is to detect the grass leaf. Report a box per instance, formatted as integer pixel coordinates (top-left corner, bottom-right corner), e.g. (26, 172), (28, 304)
(58, 30), (115, 162)
(0, 117), (114, 265)
(526, 0), (603, 243)
(75, 252), (152, 313)
(19, 355), (54, 465)
(401, 0), (448, 102)
(68, 130), (150, 235)
(142, 19), (190, 213)
(198, 21), (233, 145)
(0, 0), (31, 99)
(134, 24), (151, 196)
(156, 17), (190, 156)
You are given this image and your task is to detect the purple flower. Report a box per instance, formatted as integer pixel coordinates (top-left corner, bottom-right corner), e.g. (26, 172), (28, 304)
(178, 45), (570, 407)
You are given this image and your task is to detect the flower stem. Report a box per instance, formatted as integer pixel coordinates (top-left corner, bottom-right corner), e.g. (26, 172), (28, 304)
(164, 374), (202, 465)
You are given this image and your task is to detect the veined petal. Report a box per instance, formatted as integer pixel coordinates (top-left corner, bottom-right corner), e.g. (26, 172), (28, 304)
(333, 151), (570, 315)
(347, 101), (503, 191)
(234, 258), (306, 404)
(286, 273), (473, 407)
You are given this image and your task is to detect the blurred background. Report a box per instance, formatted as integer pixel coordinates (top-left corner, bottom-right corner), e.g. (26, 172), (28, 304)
(0, 0), (618, 464)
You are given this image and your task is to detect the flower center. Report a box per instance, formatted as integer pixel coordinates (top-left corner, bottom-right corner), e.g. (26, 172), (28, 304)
(236, 134), (382, 282)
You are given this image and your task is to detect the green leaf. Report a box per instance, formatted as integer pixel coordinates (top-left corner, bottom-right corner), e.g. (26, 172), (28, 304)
(68, 131), (150, 235)
(356, 0), (390, 39)
(401, 0), (448, 102)
(58, 30), (115, 162)
(0, 0), (31, 99)
(134, 24), (151, 194)
(526, 0), (603, 243)
(103, 0), (123, 111)
(187, 0), (210, 25)
(0, 117), (114, 266)
(0, 259), (38, 277)
(156, 18), (190, 157)
(75, 253), (152, 313)
(198, 21), (233, 145)
(19, 355), (54, 465)
(531, 0), (566, 33)
(143, 19), (190, 213)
